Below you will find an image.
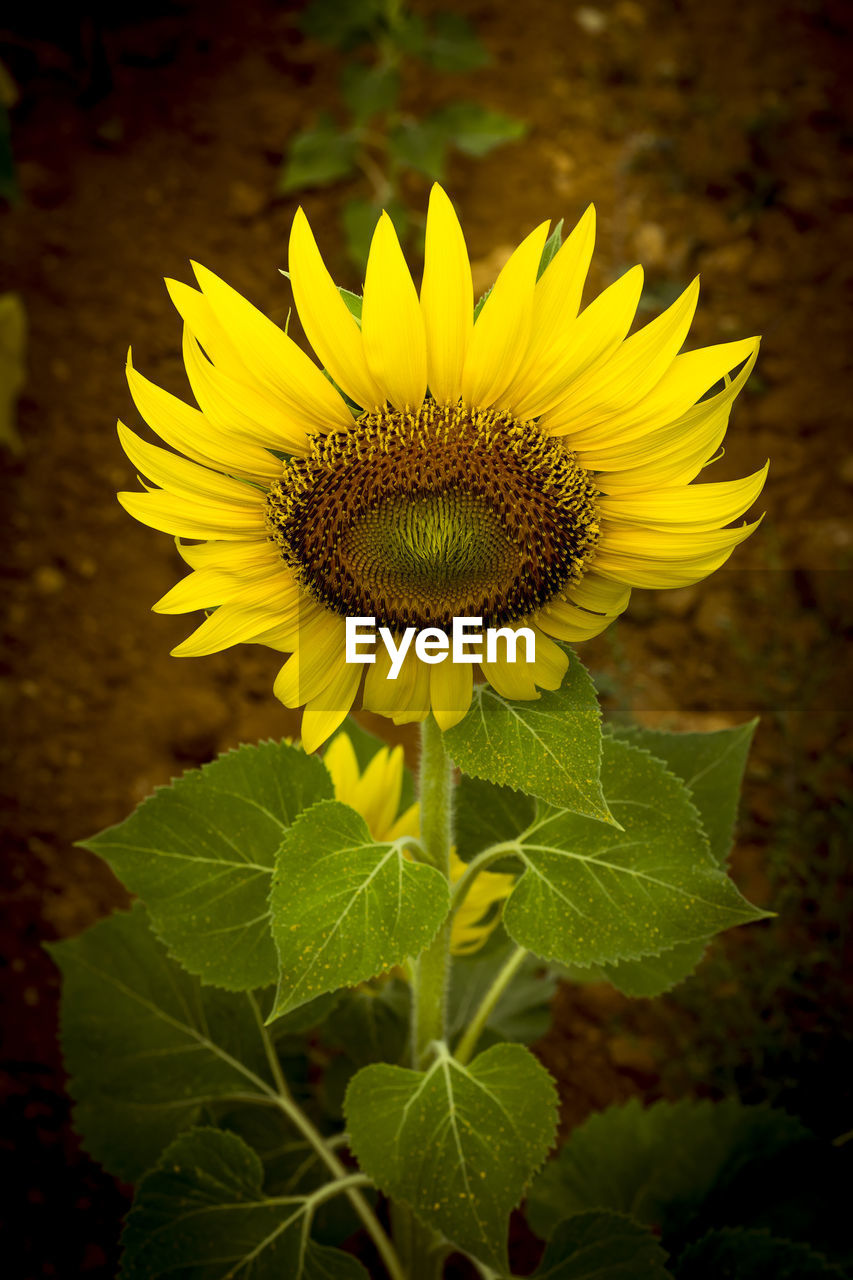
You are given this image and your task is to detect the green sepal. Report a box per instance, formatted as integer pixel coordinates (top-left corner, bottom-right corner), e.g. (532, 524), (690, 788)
(538, 219), (565, 279)
(79, 740), (332, 990)
(268, 800), (449, 1018)
(120, 1127), (369, 1279)
(445, 651), (613, 823)
(344, 1043), (558, 1271)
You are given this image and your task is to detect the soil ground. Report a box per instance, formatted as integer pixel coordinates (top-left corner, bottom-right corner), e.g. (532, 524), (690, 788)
(1, 0), (852, 1275)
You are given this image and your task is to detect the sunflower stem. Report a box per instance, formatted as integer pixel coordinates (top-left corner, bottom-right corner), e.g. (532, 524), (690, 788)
(412, 714), (453, 1065)
(392, 716), (455, 1280)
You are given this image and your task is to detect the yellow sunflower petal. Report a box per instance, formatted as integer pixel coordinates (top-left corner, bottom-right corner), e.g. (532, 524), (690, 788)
(567, 574), (632, 615)
(593, 519), (763, 588)
(589, 346), (759, 489)
(598, 463), (769, 532)
(505, 204), (596, 405)
(274, 612), (348, 707)
(126, 352), (282, 482)
(386, 801), (420, 843)
(171, 592), (299, 657)
(533, 599), (619, 642)
(361, 212), (427, 411)
(515, 265), (644, 422)
(300, 658), (362, 754)
(430, 659), (474, 731)
(324, 732), (361, 799)
(420, 183), (473, 404)
(117, 423), (264, 507)
(165, 278), (251, 384)
(118, 490), (266, 540)
(391, 650), (431, 725)
(546, 277), (700, 434)
(358, 744), (405, 841)
(570, 335), (759, 451)
(153, 563), (297, 614)
(362, 642), (417, 718)
(190, 262), (354, 433)
(288, 207), (385, 410)
(460, 220), (550, 409)
(181, 330), (310, 456)
(176, 539), (281, 570)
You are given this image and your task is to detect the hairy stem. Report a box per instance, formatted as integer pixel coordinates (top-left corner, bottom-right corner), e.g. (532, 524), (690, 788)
(412, 715), (454, 1065)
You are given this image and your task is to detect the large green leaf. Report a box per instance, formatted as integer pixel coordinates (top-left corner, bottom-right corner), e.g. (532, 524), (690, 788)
(269, 800), (449, 1017)
(609, 720), (757, 864)
(567, 939), (708, 999)
(526, 1098), (809, 1242)
(454, 774), (535, 864)
(678, 1228), (843, 1279)
(279, 116), (359, 193)
(120, 1128), (368, 1279)
(388, 118), (448, 180)
(532, 1212), (673, 1279)
(344, 1044), (557, 1270)
(81, 741), (332, 990)
(47, 905), (281, 1181)
(445, 652), (611, 822)
(503, 739), (767, 969)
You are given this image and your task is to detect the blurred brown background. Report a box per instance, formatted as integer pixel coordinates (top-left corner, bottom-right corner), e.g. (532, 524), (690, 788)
(1, 0), (851, 1275)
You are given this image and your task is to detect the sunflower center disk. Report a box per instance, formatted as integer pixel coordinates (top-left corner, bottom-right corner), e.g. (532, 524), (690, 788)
(265, 402), (601, 632)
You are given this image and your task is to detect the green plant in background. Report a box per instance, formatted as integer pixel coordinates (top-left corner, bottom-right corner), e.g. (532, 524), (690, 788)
(279, 0), (525, 263)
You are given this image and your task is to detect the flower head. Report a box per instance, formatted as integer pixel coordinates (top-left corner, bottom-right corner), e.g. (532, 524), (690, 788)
(324, 731), (513, 955)
(119, 185), (766, 749)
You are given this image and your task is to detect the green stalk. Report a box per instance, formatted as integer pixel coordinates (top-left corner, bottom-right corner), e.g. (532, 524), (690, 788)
(412, 714), (454, 1064)
(454, 945), (528, 1066)
(393, 715), (454, 1280)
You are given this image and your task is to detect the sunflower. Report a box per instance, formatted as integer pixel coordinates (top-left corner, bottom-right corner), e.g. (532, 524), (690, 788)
(323, 731), (513, 955)
(118, 184), (766, 749)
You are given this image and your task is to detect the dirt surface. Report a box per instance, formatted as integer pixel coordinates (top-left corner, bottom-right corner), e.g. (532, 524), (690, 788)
(1, 0), (852, 1275)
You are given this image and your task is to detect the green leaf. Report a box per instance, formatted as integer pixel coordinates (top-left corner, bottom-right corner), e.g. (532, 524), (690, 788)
(609, 720), (758, 864)
(445, 651), (612, 822)
(448, 939), (557, 1048)
(323, 979), (410, 1067)
(418, 14), (491, 72)
(340, 61), (400, 121)
(120, 1127), (369, 1279)
(526, 1098), (809, 1243)
(455, 774), (535, 864)
(429, 102), (527, 157)
(678, 1228), (844, 1279)
(81, 741), (332, 990)
(503, 738), (768, 969)
(345, 1043), (557, 1271)
(298, 0), (383, 48)
(389, 118), (448, 180)
(269, 800), (449, 1017)
(47, 905), (281, 1181)
(568, 939), (708, 998)
(532, 1211), (674, 1279)
(538, 220), (564, 279)
(279, 116), (359, 194)
(342, 196), (409, 268)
